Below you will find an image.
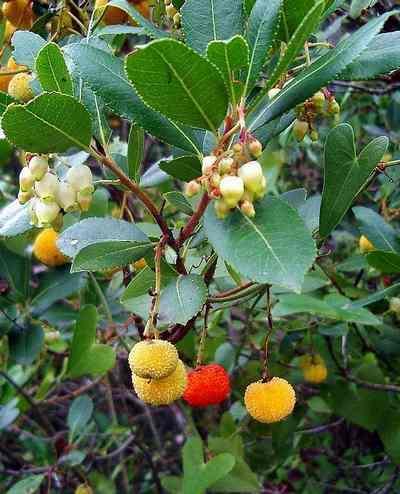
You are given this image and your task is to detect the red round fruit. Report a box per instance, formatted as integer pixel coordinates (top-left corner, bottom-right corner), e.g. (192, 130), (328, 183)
(183, 364), (231, 407)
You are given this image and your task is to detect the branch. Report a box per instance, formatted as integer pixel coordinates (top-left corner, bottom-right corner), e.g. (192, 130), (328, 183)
(177, 192), (211, 247)
(331, 80), (400, 95)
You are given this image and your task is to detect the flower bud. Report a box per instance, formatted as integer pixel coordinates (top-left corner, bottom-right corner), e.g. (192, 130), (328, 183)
(240, 200), (255, 218)
(238, 161), (264, 193)
(77, 190), (93, 212)
(293, 119), (309, 141)
(219, 176), (244, 208)
(19, 167), (35, 191)
(185, 180), (201, 197)
(268, 87), (281, 99)
(210, 172), (221, 188)
(35, 200), (60, 226)
(66, 164), (93, 193)
(29, 156), (48, 181)
(218, 157), (234, 175)
(166, 3), (177, 17)
(327, 100), (340, 115)
(232, 143), (243, 155)
(173, 12), (181, 26)
(35, 172), (59, 202)
(18, 189), (33, 204)
(312, 91), (325, 111)
(248, 139), (263, 158)
(56, 182), (77, 212)
(202, 155), (217, 175)
(214, 199), (231, 219)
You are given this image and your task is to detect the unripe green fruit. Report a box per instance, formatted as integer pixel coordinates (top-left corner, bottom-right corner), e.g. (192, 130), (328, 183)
(214, 199), (230, 219)
(312, 91), (325, 110)
(328, 100), (340, 115)
(8, 73), (34, 102)
(29, 156), (48, 181)
(240, 200), (255, 217)
(389, 297), (400, 315)
(293, 119), (309, 141)
(232, 143), (243, 155)
(219, 157), (234, 175)
(238, 161), (264, 193)
(202, 155), (217, 175)
(248, 140), (263, 158)
(56, 182), (77, 212)
(35, 200), (60, 226)
(219, 176), (244, 208)
(185, 180), (201, 197)
(19, 167), (35, 191)
(35, 172), (59, 202)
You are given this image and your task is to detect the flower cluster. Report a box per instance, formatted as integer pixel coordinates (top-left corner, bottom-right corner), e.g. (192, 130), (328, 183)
(185, 139), (267, 220)
(18, 157), (94, 229)
(164, 0), (181, 27)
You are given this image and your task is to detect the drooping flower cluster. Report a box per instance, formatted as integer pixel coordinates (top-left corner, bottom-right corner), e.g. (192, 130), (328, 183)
(185, 139), (267, 220)
(18, 157), (94, 229)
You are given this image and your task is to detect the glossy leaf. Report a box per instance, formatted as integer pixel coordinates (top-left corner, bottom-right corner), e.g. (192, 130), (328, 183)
(0, 92), (16, 115)
(159, 155), (202, 181)
(35, 42), (73, 95)
(366, 251), (400, 274)
(67, 395), (94, 441)
(128, 124), (144, 182)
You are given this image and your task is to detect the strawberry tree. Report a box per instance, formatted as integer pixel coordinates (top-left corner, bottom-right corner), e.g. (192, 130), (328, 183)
(1, 0), (400, 492)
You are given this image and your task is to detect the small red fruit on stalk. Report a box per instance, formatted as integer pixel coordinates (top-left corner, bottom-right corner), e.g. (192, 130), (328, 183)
(183, 364), (231, 407)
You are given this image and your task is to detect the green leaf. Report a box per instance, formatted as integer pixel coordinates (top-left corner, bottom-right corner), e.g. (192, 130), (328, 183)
(0, 91), (16, 116)
(181, 0), (244, 54)
(35, 42), (73, 95)
(366, 251), (400, 274)
(182, 437), (236, 494)
(109, 0), (169, 39)
(64, 43), (201, 154)
(128, 124), (144, 182)
(67, 395), (94, 441)
(273, 293), (380, 325)
(159, 274), (208, 325)
(0, 244), (30, 300)
(57, 218), (149, 258)
(125, 38), (229, 133)
(9, 323), (44, 365)
(250, 12), (393, 130)
(31, 270), (87, 315)
(204, 196), (316, 292)
(340, 33), (400, 81)
(71, 240), (152, 272)
(206, 35), (249, 104)
(353, 206), (400, 253)
(68, 305), (116, 378)
(319, 124), (388, 238)
(0, 200), (33, 238)
(164, 191), (194, 215)
(280, 0), (316, 40)
(11, 31), (46, 68)
(159, 155), (202, 181)
(2, 92), (92, 153)
(0, 399), (20, 430)
(267, 0), (324, 90)
(6, 475), (44, 494)
(378, 409), (400, 464)
(346, 282), (400, 309)
(245, 0), (282, 93)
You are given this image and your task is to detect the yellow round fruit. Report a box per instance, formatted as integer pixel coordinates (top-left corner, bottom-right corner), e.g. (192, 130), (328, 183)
(129, 339), (178, 379)
(8, 73), (34, 102)
(33, 228), (68, 267)
(299, 354), (328, 384)
(95, 0), (128, 25)
(75, 484), (93, 494)
(359, 235), (374, 254)
(0, 57), (25, 92)
(244, 377), (296, 424)
(132, 359), (187, 406)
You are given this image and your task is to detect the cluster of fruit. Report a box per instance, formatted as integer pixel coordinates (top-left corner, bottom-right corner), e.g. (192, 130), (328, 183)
(18, 158), (94, 229)
(128, 340), (330, 423)
(0, 57), (34, 102)
(292, 90), (340, 142)
(164, 0), (180, 27)
(185, 139), (267, 219)
(94, 0), (150, 25)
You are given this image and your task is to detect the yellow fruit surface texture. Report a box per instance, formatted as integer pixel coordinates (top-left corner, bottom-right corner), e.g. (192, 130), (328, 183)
(129, 339), (179, 379)
(132, 359), (187, 406)
(299, 354), (328, 384)
(33, 228), (68, 267)
(244, 377), (296, 423)
(8, 73), (34, 102)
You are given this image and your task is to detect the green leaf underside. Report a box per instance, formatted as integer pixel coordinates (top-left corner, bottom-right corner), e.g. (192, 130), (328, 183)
(35, 42), (74, 96)
(182, 0), (244, 54)
(57, 217), (149, 258)
(366, 251), (400, 274)
(68, 305), (116, 378)
(250, 12), (393, 130)
(159, 274), (208, 325)
(204, 196), (316, 292)
(267, 0), (325, 90)
(71, 240), (152, 272)
(353, 206), (400, 253)
(245, 0), (282, 93)
(1, 92), (92, 153)
(64, 43), (200, 153)
(319, 124), (388, 238)
(11, 31), (46, 68)
(0, 200), (33, 237)
(125, 38), (229, 133)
